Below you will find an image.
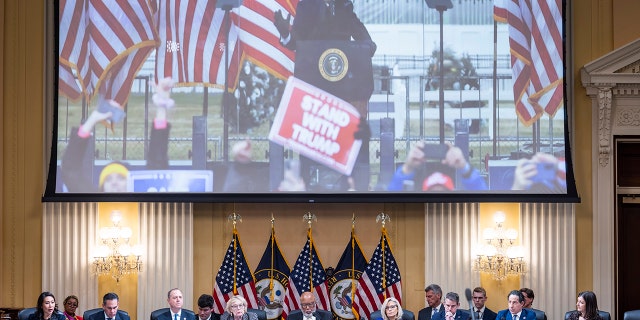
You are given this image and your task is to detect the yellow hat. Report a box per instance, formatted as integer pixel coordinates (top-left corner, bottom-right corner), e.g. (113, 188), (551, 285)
(99, 162), (129, 188)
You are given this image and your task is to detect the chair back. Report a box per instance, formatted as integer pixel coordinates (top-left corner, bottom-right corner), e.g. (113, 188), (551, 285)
(151, 308), (195, 320)
(528, 309), (547, 320)
(246, 309), (266, 320)
(83, 308), (103, 320)
(370, 309), (414, 320)
(83, 308), (129, 320)
(598, 311), (611, 320)
(624, 310), (640, 320)
(18, 308), (37, 320)
(564, 310), (610, 320)
(402, 309), (415, 320)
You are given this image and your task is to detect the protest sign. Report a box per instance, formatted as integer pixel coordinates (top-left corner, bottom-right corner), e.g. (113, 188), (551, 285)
(269, 77), (362, 176)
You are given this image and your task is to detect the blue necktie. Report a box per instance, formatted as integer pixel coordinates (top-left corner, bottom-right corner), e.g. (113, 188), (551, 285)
(175, 314), (178, 320)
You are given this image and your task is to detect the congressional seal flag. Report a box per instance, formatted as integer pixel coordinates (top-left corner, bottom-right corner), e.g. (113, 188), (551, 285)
(282, 230), (330, 319)
(254, 225), (291, 320)
(328, 227), (367, 320)
(268, 76), (362, 176)
(212, 229), (259, 313)
(353, 228), (402, 320)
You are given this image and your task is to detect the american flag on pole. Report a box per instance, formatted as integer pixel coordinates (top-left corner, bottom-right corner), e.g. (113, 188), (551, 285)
(353, 229), (402, 320)
(233, 0), (297, 80)
(254, 226), (291, 320)
(282, 231), (330, 319)
(153, 0), (296, 90)
(494, 0), (564, 126)
(58, 0), (158, 105)
(212, 230), (259, 313)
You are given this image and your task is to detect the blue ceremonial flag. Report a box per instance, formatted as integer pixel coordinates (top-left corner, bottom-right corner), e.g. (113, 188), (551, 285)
(328, 229), (368, 320)
(213, 230), (259, 313)
(254, 227), (291, 320)
(282, 230), (330, 318)
(353, 228), (402, 320)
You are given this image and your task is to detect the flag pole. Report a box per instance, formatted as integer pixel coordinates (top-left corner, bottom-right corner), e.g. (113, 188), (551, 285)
(351, 213), (356, 301)
(303, 211), (317, 292)
(270, 214), (276, 301)
(228, 211), (243, 294)
(376, 212), (390, 299)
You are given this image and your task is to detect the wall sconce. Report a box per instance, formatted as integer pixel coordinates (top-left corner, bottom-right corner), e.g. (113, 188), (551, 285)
(473, 211), (526, 280)
(92, 210), (142, 282)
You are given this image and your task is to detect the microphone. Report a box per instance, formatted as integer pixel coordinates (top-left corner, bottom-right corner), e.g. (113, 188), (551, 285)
(465, 288), (476, 320)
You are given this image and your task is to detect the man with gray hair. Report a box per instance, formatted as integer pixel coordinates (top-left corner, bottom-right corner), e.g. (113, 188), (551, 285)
(418, 284), (444, 320)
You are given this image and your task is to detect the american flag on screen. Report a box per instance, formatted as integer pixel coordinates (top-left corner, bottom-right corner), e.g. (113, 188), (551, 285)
(58, 0), (158, 105)
(212, 230), (259, 313)
(152, 0), (296, 90)
(494, 0), (564, 126)
(353, 229), (402, 320)
(282, 231), (330, 319)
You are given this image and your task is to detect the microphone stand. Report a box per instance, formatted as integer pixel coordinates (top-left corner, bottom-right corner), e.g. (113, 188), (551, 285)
(465, 288), (476, 320)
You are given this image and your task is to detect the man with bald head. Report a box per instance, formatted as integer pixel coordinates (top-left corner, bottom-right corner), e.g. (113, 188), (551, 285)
(287, 292), (333, 320)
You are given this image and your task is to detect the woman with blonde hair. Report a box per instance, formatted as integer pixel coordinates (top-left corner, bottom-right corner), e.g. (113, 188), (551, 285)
(220, 296), (257, 320)
(381, 297), (403, 320)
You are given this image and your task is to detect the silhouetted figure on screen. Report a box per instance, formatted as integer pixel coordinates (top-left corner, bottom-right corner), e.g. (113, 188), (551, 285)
(274, 0), (376, 191)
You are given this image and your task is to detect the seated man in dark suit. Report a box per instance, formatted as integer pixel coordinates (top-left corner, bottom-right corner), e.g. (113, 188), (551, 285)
(470, 287), (497, 320)
(86, 293), (130, 320)
(418, 284), (444, 320)
(432, 292), (470, 320)
(155, 288), (196, 320)
(495, 291), (536, 320)
(197, 294), (220, 320)
(518, 288), (546, 320)
(287, 292), (332, 320)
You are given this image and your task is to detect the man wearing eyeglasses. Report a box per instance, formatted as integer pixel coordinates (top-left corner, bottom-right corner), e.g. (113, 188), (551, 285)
(470, 287), (496, 320)
(288, 292), (333, 320)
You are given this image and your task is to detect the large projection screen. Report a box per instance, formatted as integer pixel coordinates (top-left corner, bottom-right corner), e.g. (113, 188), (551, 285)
(43, 0), (579, 203)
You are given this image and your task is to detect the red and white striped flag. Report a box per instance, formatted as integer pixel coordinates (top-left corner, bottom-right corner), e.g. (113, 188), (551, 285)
(212, 230), (259, 313)
(59, 0), (158, 105)
(353, 229), (402, 320)
(281, 231), (330, 319)
(153, 0), (241, 89)
(234, 0), (296, 80)
(153, 0), (296, 90)
(494, 0), (564, 126)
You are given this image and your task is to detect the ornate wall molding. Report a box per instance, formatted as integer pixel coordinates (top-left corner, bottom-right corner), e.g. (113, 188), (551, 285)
(598, 88), (612, 167)
(581, 37), (640, 316)
(616, 106), (640, 127)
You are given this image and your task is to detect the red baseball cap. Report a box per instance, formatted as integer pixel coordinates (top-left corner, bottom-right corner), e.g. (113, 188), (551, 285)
(422, 172), (454, 191)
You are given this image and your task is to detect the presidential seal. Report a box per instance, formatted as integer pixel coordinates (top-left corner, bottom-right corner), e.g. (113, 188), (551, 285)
(319, 48), (348, 82)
